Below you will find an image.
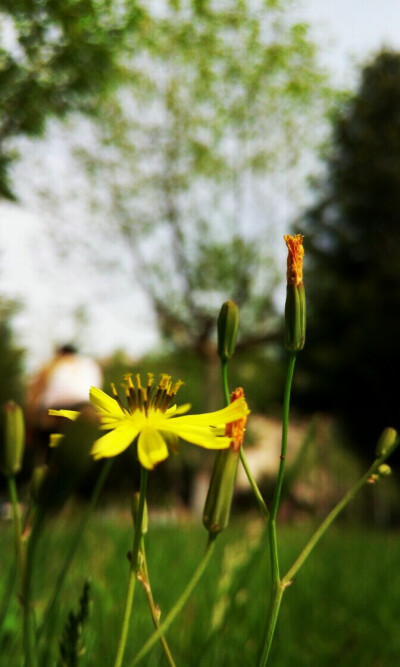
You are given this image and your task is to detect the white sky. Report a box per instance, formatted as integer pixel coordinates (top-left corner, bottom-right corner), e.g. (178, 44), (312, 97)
(2, 0), (400, 372)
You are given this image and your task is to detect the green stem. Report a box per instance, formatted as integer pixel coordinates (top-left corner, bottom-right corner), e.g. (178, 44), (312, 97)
(6, 475), (25, 579)
(22, 510), (45, 667)
(258, 351), (297, 667)
(37, 459), (113, 642)
(270, 352), (297, 525)
(114, 467), (148, 667)
(258, 435), (400, 667)
(282, 442), (399, 585)
(140, 542), (176, 667)
(221, 360), (269, 521)
(131, 535), (217, 666)
(0, 560), (17, 639)
(240, 449), (270, 522)
(221, 361), (230, 405)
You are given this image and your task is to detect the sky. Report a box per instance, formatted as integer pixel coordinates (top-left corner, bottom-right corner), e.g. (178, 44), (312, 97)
(2, 0), (400, 373)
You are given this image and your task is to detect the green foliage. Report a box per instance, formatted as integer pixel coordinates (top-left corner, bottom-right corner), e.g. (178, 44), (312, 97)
(299, 50), (400, 453)
(54, 0), (331, 356)
(2, 517), (400, 665)
(0, 0), (145, 198)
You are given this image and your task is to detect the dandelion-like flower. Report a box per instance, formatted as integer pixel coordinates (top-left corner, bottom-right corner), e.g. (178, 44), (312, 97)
(49, 373), (250, 470)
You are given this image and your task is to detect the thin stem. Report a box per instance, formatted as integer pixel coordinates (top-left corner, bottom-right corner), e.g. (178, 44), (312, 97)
(221, 360), (269, 521)
(6, 475), (25, 579)
(140, 542), (176, 667)
(258, 436), (400, 667)
(0, 561), (17, 639)
(22, 510), (45, 667)
(240, 449), (269, 522)
(221, 361), (230, 405)
(270, 352), (297, 524)
(37, 459), (113, 642)
(114, 467), (148, 667)
(258, 351), (297, 667)
(131, 535), (217, 666)
(282, 441), (399, 585)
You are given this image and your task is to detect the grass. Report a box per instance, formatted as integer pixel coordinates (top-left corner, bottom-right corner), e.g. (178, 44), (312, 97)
(1, 508), (400, 666)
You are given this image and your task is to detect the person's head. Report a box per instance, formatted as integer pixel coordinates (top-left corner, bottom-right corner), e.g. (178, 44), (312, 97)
(57, 343), (78, 356)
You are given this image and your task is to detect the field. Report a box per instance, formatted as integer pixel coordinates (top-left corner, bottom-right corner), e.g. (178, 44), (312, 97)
(1, 509), (400, 666)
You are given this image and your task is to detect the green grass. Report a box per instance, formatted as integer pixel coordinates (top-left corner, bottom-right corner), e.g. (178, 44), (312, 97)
(1, 510), (400, 666)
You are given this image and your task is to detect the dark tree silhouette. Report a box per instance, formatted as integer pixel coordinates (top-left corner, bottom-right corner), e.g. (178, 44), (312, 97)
(299, 50), (400, 454)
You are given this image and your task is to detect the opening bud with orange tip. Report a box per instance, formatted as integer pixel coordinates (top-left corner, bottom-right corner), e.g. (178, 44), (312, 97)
(203, 388), (249, 535)
(284, 234), (306, 352)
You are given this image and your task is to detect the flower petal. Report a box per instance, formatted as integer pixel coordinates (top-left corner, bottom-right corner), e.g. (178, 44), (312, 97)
(161, 423), (232, 450)
(137, 427), (169, 470)
(90, 386), (127, 419)
(165, 403), (192, 417)
(168, 396), (249, 428)
(49, 433), (64, 447)
(48, 409), (80, 421)
(91, 421), (139, 460)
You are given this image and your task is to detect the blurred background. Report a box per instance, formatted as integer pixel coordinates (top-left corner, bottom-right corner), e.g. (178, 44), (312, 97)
(1, 0), (400, 507)
(1, 2), (400, 665)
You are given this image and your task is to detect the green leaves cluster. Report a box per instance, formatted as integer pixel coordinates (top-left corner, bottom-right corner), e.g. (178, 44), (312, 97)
(0, 0), (145, 198)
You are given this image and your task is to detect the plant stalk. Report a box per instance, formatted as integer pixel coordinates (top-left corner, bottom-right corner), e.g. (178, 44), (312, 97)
(114, 467), (148, 667)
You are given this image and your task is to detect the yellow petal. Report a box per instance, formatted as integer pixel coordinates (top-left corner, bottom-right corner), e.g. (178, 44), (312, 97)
(168, 397), (249, 428)
(49, 433), (64, 447)
(137, 427), (169, 470)
(48, 409), (80, 421)
(90, 386), (127, 419)
(91, 420), (139, 460)
(161, 423), (232, 450)
(165, 403), (192, 417)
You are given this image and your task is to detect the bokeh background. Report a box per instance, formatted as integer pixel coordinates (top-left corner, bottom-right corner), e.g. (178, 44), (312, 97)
(1, 2), (400, 665)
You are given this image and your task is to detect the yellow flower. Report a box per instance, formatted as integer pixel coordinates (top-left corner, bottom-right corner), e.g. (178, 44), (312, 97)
(49, 373), (250, 470)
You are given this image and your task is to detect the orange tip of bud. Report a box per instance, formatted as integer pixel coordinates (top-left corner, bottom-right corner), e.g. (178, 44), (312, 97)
(284, 234), (304, 286)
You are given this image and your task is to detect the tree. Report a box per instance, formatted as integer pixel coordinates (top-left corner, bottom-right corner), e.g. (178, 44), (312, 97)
(0, 0), (145, 198)
(43, 0), (329, 362)
(299, 50), (400, 452)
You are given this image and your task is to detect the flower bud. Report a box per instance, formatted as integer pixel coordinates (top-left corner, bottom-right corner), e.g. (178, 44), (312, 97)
(203, 388), (248, 534)
(131, 492), (148, 535)
(1, 401), (25, 476)
(375, 427), (397, 457)
(284, 235), (306, 352)
(377, 464), (391, 477)
(217, 301), (239, 362)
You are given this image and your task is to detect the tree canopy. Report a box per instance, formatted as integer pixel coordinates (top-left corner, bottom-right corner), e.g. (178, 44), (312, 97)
(299, 50), (400, 451)
(44, 0), (329, 357)
(0, 0), (144, 198)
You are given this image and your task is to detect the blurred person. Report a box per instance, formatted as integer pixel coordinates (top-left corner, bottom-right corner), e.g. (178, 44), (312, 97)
(26, 344), (103, 461)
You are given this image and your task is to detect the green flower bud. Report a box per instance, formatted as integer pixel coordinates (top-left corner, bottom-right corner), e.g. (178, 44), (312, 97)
(375, 427), (398, 457)
(284, 235), (306, 352)
(131, 492), (148, 535)
(1, 401), (25, 476)
(285, 284), (306, 352)
(217, 300), (239, 362)
(377, 464), (391, 477)
(203, 388), (247, 534)
(203, 448), (240, 534)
